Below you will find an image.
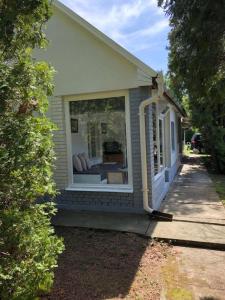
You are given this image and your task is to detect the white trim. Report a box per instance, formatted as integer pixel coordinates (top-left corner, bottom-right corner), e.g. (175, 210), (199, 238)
(153, 170), (164, 182)
(63, 90), (133, 192)
(53, 0), (157, 79)
(139, 95), (161, 214)
(64, 101), (73, 186)
(156, 103), (161, 174)
(66, 185), (133, 193)
(153, 103), (166, 179)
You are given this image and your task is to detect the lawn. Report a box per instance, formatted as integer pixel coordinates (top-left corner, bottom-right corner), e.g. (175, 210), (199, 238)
(209, 174), (225, 206)
(41, 227), (172, 300)
(200, 155), (225, 206)
(183, 144), (191, 156)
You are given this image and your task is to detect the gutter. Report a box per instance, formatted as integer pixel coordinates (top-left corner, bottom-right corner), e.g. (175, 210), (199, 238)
(139, 77), (173, 221)
(163, 91), (186, 117)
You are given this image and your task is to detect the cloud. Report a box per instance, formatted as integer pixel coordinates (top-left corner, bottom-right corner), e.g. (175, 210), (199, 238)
(61, 0), (166, 34)
(112, 19), (168, 42)
(60, 0), (169, 71)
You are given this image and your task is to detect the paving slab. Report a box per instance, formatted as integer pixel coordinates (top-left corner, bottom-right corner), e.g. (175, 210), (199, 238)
(161, 202), (225, 221)
(52, 210), (150, 235)
(174, 246), (225, 300)
(149, 155), (225, 248)
(169, 185), (217, 193)
(164, 194), (221, 205)
(161, 246), (225, 300)
(147, 220), (225, 249)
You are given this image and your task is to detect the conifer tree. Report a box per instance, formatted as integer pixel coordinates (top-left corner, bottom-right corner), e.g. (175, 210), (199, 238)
(0, 1), (64, 299)
(159, 0), (225, 172)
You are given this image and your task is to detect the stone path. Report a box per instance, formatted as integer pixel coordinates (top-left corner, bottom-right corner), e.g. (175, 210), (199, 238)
(160, 245), (225, 300)
(147, 155), (225, 249)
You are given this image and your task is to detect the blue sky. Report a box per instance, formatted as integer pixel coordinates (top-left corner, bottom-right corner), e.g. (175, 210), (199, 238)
(60, 0), (170, 73)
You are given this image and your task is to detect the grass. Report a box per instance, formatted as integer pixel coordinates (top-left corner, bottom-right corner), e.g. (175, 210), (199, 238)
(162, 256), (193, 300)
(209, 174), (225, 206)
(199, 155), (225, 206)
(183, 144), (191, 156)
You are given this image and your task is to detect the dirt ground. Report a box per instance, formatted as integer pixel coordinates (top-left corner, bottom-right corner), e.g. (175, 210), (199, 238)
(41, 227), (172, 300)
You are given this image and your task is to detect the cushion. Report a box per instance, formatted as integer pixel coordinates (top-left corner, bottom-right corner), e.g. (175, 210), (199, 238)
(73, 155), (83, 172)
(78, 153), (87, 171)
(81, 152), (92, 169)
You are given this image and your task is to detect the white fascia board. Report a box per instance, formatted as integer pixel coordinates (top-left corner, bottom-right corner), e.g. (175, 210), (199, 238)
(53, 0), (157, 81)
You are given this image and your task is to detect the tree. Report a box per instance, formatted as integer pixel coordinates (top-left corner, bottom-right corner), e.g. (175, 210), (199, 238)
(0, 1), (64, 299)
(159, 0), (225, 172)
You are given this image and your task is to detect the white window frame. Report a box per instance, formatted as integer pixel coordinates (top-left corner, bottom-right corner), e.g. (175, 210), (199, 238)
(63, 90), (133, 193)
(158, 115), (165, 169)
(153, 105), (166, 181)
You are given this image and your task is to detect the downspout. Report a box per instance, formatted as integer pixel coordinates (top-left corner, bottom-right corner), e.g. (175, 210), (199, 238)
(139, 77), (173, 221)
(139, 95), (160, 214)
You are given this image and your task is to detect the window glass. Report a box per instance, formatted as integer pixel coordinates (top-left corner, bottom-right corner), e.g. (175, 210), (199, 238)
(171, 121), (175, 151)
(152, 103), (158, 175)
(159, 119), (164, 167)
(70, 97), (128, 185)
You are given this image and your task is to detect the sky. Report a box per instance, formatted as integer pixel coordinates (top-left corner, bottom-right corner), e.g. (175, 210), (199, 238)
(60, 0), (170, 73)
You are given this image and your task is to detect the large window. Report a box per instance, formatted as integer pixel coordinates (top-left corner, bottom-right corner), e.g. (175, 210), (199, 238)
(69, 96), (130, 187)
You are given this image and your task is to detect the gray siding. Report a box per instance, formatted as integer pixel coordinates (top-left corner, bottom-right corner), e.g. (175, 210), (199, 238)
(49, 96), (68, 189)
(50, 87), (151, 213)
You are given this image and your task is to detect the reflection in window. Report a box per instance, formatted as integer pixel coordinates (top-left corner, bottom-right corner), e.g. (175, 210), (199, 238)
(152, 103), (158, 175)
(69, 97), (129, 185)
(171, 121), (175, 151)
(159, 119), (164, 167)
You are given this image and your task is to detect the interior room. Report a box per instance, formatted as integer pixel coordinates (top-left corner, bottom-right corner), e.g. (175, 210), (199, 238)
(69, 96), (129, 185)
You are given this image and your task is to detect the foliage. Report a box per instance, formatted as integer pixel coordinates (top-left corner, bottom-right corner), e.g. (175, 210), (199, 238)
(159, 0), (225, 173)
(0, 1), (64, 299)
(0, 204), (63, 299)
(209, 174), (225, 206)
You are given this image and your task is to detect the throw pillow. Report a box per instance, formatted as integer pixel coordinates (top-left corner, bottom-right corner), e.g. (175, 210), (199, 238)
(73, 155), (83, 172)
(78, 153), (87, 171)
(82, 152), (92, 169)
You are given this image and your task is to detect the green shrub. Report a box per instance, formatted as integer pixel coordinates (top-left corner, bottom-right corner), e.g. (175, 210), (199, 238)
(0, 1), (64, 299)
(0, 204), (64, 300)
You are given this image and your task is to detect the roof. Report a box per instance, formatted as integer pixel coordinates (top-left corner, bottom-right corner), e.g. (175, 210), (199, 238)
(53, 0), (157, 79)
(163, 89), (186, 117)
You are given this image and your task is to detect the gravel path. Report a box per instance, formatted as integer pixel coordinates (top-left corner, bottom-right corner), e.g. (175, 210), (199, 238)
(41, 227), (172, 300)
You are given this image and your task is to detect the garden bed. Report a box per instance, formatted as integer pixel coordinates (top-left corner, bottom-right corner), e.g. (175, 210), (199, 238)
(41, 227), (172, 300)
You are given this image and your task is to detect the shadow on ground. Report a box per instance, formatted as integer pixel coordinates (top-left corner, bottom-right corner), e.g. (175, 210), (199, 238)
(41, 227), (168, 300)
(200, 297), (220, 300)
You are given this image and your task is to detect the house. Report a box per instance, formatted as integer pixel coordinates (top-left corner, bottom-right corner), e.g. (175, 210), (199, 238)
(36, 0), (184, 214)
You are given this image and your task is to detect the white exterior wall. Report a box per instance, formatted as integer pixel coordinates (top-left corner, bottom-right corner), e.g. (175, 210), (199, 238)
(152, 105), (181, 209)
(36, 7), (141, 96)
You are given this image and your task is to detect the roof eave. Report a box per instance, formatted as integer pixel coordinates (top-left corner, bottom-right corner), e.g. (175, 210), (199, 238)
(163, 91), (186, 117)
